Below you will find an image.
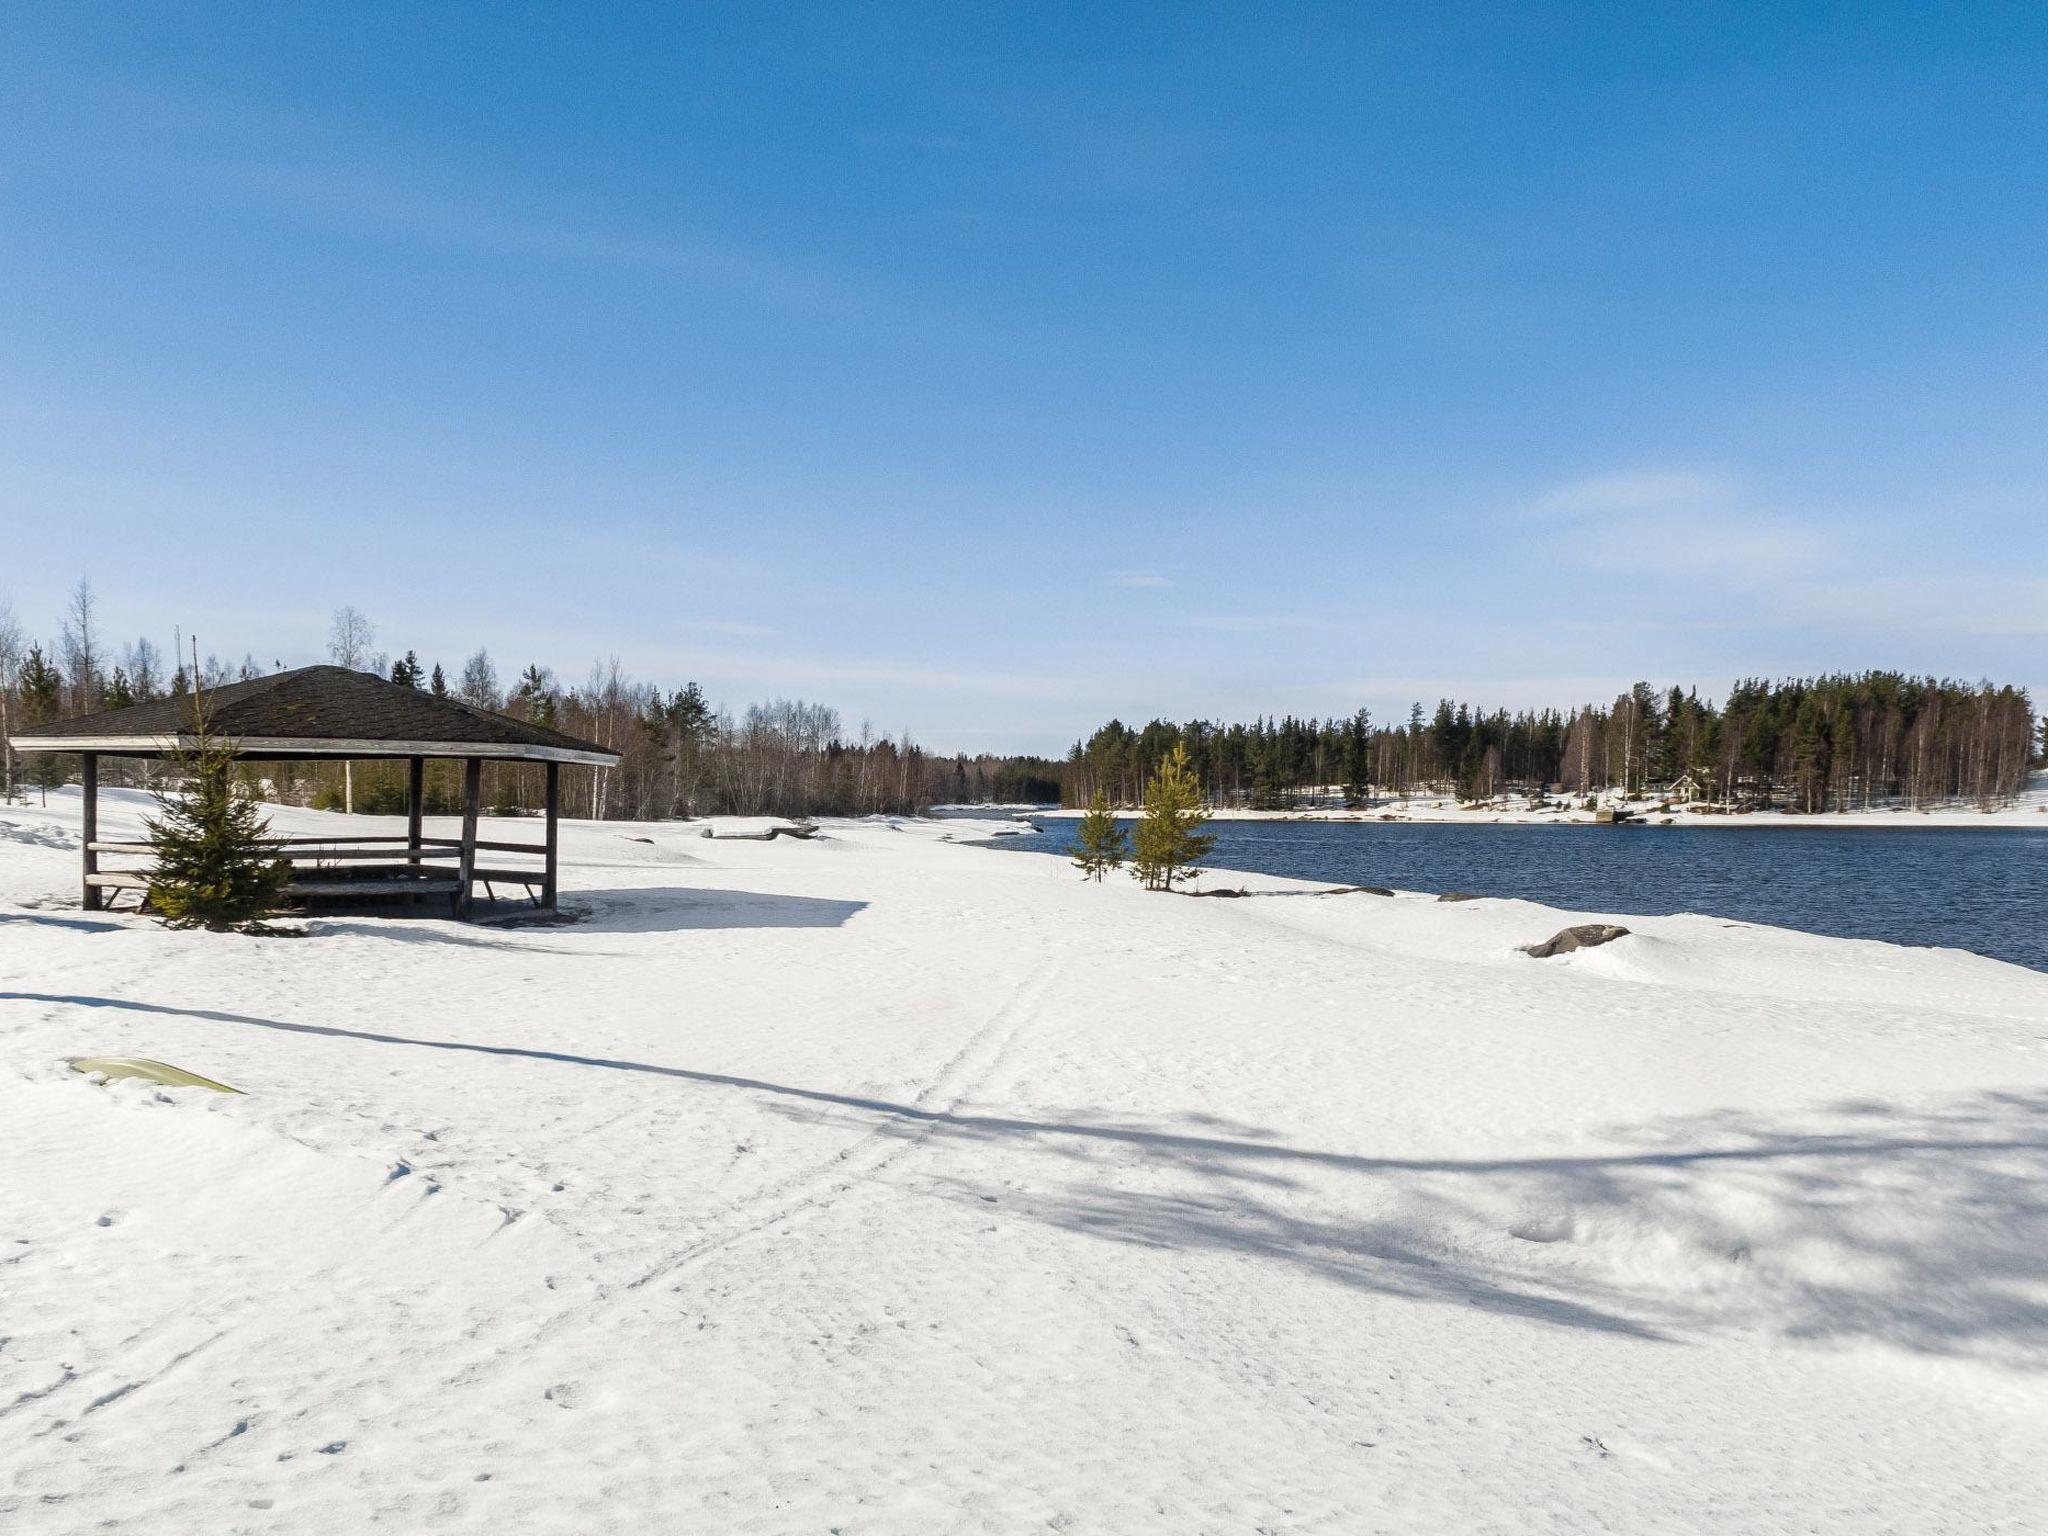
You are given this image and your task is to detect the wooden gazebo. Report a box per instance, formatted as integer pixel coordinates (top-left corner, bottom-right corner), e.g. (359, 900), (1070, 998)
(6, 665), (620, 919)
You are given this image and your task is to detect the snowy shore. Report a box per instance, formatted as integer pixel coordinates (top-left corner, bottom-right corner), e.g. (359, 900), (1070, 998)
(5, 790), (2047, 1533)
(1032, 774), (2048, 829)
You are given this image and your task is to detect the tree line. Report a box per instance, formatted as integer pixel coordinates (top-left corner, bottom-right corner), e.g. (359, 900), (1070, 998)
(1065, 675), (2043, 813)
(5, 586), (2036, 819)
(0, 589), (1005, 820)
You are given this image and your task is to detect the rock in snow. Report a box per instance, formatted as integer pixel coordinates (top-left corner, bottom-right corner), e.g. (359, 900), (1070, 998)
(1520, 923), (1633, 958)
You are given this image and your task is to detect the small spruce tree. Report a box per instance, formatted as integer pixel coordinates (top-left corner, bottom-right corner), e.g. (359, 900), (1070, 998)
(144, 697), (290, 931)
(1131, 741), (1215, 892)
(30, 745), (66, 806)
(1072, 790), (1128, 881)
(19, 643), (64, 805)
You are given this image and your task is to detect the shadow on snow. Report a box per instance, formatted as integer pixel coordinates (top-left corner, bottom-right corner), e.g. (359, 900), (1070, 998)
(6, 988), (2045, 1363)
(299, 887), (866, 947)
(568, 887), (867, 933)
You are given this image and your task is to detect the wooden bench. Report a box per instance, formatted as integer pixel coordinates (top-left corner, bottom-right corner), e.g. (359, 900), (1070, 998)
(83, 833), (553, 915)
(85, 867), (472, 909)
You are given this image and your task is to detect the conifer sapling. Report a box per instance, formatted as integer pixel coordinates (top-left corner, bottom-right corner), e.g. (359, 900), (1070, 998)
(1131, 742), (1215, 892)
(1072, 789), (1128, 881)
(144, 693), (290, 931)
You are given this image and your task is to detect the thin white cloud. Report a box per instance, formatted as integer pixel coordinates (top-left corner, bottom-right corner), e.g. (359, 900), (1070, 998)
(1768, 574), (2048, 638)
(634, 645), (1083, 701)
(1524, 467), (1833, 580)
(1588, 522), (1834, 577)
(218, 161), (855, 306)
(1535, 469), (1733, 518)
(50, 80), (858, 308)
(1177, 613), (1334, 635)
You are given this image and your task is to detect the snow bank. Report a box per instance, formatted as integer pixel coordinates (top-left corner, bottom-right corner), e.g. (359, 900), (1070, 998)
(3, 792), (2045, 1532)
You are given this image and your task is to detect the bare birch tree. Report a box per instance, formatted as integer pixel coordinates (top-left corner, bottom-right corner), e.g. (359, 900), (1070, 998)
(327, 606), (377, 813)
(0, 597), (23, 803)
(58, 577), (102, 713)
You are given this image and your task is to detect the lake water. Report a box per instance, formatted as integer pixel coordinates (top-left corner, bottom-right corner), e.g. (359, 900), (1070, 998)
(964, 814), (2048, 973)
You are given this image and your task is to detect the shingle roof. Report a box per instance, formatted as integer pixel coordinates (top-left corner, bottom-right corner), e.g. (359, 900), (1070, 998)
(7, 666), (619, 765)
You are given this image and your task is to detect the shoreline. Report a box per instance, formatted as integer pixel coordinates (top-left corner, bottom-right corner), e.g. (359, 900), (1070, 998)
(1021, 799), (2048, 831)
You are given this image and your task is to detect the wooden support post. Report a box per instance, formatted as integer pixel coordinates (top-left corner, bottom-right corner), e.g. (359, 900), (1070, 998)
(543, 761), (560, 909)
(81, 753), (100, 911)
(456, 757), (481, 918)
(405, 756), (425, 866)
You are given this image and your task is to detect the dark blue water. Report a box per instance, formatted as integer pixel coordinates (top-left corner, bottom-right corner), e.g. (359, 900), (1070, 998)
(967, 815), (2048, 972)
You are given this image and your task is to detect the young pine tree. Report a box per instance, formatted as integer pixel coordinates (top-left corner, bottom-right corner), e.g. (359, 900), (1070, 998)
(1071, 789), (1128, 881)
(144, 698), (290, 931)
(1131, 742), (1215, 892)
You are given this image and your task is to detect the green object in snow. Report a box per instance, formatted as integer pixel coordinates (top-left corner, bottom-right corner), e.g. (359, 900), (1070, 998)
(69, 1057), (243, 1094)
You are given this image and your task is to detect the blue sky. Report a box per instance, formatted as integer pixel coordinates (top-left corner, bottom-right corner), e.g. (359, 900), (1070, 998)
(3, 4), (2044, 752)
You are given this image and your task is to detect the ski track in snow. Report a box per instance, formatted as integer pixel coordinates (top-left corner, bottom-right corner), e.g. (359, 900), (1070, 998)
(626, 955), (1060, 1291)
(2, 787), (2047, 1533)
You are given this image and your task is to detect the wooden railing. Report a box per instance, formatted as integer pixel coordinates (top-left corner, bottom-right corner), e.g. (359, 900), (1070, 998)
(84, 834), (553, 912)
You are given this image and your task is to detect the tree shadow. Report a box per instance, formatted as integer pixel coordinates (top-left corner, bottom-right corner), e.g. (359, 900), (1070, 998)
(0, 912), (125, 934)
(301, 918), (594, 955)
(8, 986), (2043, 1362)
(291, 888), (864, 944)
(567, 887), (867, 933)
(920, 1171), (1675, 1340)
(889, 1091), (2048, 1366)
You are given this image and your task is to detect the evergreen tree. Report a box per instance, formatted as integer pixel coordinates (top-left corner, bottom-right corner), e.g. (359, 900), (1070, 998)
(430, 663), (449, 696)
(669, 680), (711, 738)
(515, 663), (557, 726)
(18, 644), (64, 804)
(1341, 707), (1372, 805)
(144, 698), (290, 931)
(390, 650), (424, 688)
(1131, 742), (1214, 892)
(19, 642), (59, 722)
(663, 680), (712, 815)
(1456, 731), (1485, 802)
(1072, 790), (1129, 881)
(1791, 695), (1831, 813)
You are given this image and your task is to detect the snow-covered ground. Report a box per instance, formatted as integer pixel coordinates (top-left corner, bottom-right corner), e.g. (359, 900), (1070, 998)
(5, 788), (2047, 1533)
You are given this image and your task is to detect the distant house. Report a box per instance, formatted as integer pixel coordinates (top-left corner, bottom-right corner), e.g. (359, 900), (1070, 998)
(1664, 770), (1706, 804)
